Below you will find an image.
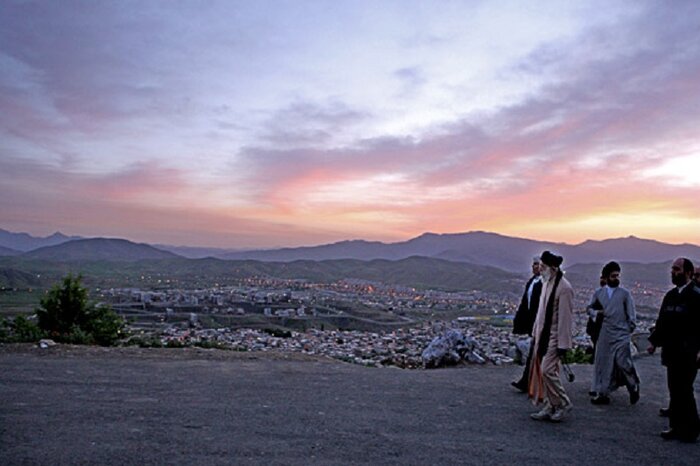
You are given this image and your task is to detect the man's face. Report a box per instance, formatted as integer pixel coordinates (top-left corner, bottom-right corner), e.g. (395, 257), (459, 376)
(532, 261), (541, 276)
(671, 258), (689, 287)
(694, 271), (700, 286)
(539, 261), (554, 280)
(607, 271), (621, 288)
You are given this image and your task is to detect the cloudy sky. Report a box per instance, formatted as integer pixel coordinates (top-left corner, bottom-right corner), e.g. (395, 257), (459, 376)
(1, 0), (699, 248)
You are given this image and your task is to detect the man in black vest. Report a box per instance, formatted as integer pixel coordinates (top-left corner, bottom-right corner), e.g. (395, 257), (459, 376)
(648, 257), (700, 443)
(511, 256), (543, 392)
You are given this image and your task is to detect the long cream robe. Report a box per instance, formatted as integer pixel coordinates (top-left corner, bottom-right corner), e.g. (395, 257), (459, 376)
(528, 273), (574, 407)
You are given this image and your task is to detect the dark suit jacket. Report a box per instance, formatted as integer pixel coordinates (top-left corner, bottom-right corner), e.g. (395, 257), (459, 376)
(513, 276), (542, 335)
(649, 283), (700, 367)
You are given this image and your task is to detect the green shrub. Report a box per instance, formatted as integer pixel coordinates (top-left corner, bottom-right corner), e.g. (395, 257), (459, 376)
(0, 315), (46, 343)
(0, 318), (8, 342)
(12, 315), (45, 342)
(37, 274), (90, 335)
(35, 274), (125, 346)
(62, 325), (93, 345)
(562, 346), (592, 364)
(84, 305), (127, 346)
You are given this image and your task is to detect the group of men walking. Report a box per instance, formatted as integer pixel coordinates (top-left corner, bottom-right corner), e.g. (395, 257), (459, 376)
(511, 252), (700, 443)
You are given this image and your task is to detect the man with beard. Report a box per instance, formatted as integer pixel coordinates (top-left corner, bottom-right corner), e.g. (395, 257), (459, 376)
(589, 261), (640, 405)
(511, 256), (543, 392)
(528, 251), (574, 422)
(648, 258), (700, 443)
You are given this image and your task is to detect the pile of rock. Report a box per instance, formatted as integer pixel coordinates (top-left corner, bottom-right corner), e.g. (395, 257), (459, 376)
(128, 313), (648, 369)
(128, 320), (523, 368)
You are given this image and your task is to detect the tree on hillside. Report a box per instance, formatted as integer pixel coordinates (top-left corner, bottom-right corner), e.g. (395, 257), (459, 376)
(36, 274), (125, 346)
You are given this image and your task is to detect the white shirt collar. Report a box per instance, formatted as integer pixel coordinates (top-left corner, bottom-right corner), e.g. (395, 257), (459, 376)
(605, 285), (615, 299)
(677, 281), (691, 293)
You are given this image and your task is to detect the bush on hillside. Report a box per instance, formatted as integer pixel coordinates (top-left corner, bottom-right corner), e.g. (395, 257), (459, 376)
(35, 274), (126, 346)
(562, 346), (593, 364)
(0, 315), (46, 343)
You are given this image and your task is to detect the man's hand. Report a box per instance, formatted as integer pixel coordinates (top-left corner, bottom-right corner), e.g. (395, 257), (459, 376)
(647, 345), (656, 355)
(556, 348), (568, 359)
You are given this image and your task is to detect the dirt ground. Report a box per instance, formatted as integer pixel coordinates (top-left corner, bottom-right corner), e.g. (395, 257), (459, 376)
(1, 344), (698, 465)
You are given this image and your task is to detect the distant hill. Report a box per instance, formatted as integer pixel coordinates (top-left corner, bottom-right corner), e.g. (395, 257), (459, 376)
(232, 256), (522, 292)
(3, 228), (699, 271)
(154, 244), (245, 259)
(221, 239), (399, 262)
(0, 268), (43, 288)
(0, 255), (521, 293)
(220, 232), (556, 266)
(123, 256), (522, 293)
(0, 229), (81, 252)
(567, 236), (700, 264)
(222, 231), (700, 271)
(565, 261), (673, 290)
(21, 238), (181, 262)
(0, 245), (21, 257)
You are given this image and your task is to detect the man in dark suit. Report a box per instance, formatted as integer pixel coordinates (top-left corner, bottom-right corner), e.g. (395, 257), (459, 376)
(648, 258), (700, 443)
(511, 256), (543, 392)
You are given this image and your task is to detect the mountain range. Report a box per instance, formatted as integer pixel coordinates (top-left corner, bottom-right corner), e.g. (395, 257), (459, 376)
(220, 231), (700, 270)
(1, 228), (699, 270)
(21, 238), (179, 262)
(0, 229), (81, 252)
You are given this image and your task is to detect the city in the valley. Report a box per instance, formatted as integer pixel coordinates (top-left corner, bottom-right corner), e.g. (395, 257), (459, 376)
(97, 276), (658, 369)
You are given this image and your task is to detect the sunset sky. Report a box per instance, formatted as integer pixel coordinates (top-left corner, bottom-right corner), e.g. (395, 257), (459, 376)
(1, 0), (699, 248)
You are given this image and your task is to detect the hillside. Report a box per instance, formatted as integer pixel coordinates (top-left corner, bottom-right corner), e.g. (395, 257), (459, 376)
(21, 238), (181, 262)
(221, 231), (700, 270)
(0, 268), (43, 288)
(221, 232), (563, 268)
(3, 228), (699, 269)
(235, 256), (522, 292)
(113, 256), (522, 293)
(0, 229), (79, 252)
(0, 245), (21, 257)
(565, 261), (672, 290)
(0, 255), (521, 293)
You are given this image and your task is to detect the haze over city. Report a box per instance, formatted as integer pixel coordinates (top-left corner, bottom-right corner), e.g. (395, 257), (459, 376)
(2, 1), (699, 249)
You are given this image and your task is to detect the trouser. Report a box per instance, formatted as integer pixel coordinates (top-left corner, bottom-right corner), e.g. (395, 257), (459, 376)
(541, 348), (572, 408)
(516, 341), (534, 385)
(667, 363), (700, 435)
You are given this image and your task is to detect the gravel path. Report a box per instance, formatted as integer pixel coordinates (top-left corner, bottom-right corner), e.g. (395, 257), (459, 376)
(1, 344), (698, 465)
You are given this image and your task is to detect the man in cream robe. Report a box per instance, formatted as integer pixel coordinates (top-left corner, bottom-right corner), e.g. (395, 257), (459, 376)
(528, 251), (574, 422)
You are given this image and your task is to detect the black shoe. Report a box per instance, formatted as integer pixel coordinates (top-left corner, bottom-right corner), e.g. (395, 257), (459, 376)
(679, 433), (699, 443)
(629, 385), (640, 405)
(511, 381), (527, 393)
(660, 429), (680, 440)
(591, 395), (611, 405)
(659, 407), (670, 417)
(588, 390), (597, 397)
